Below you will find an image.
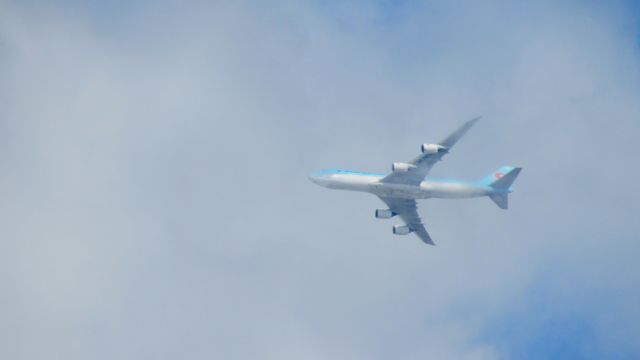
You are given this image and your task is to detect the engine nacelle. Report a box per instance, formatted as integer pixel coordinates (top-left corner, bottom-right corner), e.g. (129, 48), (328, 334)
(421, 143), (448, 154)
(375, 209), (395, 219)
(392, 225), (412, 235)
(391, 162), (414, 173)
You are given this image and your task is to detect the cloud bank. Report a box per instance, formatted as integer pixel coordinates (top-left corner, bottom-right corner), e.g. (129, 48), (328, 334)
(1, 1), (639, 359)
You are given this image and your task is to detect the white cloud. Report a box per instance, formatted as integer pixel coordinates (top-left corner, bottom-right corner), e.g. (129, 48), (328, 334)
(0, 1), (639, 358)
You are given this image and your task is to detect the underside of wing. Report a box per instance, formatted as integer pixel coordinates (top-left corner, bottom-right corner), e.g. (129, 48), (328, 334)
(378, 197), (435, 245)
(380, 152), (443, 185)
(380, 117), (480, 186)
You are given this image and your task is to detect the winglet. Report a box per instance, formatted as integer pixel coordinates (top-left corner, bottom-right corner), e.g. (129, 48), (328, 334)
(438, 116), (481, 148)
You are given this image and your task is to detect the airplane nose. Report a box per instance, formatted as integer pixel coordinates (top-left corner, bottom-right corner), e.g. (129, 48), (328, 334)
(308, 174), (320, 184)
(309, 172), (328, 186)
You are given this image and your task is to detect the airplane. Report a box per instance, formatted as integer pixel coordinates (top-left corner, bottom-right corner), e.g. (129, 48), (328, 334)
(309, 117), (521, 245)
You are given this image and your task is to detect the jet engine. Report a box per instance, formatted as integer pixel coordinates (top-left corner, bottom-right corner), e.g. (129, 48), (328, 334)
(391, 162), (414, 172)
(375, 209), (395, 219)
(392, 225), (412, 235)
(421, 143), (448, 154)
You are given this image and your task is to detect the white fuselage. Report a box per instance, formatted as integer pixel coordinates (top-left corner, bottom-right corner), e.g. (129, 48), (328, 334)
(309, 170), (494, 200)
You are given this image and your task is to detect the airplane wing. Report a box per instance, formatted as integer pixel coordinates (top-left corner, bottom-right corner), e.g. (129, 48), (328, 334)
(378, 196), (434, 245)
(380, 117), (480, 186)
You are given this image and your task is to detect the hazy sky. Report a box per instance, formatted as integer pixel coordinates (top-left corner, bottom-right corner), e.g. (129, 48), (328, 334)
(1, 1), (640, 359)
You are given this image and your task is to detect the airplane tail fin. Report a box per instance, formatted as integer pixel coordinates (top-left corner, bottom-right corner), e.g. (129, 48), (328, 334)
(482, 166), (522, 210)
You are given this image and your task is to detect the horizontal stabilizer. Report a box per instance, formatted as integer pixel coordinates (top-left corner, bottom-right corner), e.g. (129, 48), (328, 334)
(489, 193), (508, 209)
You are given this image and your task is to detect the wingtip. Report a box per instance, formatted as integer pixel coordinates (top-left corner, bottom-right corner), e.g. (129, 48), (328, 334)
(469, 116), (481, 124)
(419, 233), (436, 246)
(439, 116), (481, 148)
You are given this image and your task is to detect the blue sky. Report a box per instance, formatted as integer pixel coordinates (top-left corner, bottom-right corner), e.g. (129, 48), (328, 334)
(1, 1), (639, 359)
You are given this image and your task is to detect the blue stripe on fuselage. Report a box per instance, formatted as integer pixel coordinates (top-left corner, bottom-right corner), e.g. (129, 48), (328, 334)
(313, 169), (488, 187)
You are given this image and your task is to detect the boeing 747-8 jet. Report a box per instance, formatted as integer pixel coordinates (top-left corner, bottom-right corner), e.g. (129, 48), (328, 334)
(309, 117), (521, 245)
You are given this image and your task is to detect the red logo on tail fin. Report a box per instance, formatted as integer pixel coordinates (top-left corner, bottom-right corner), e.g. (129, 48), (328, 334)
(494, 172), (504, 180)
